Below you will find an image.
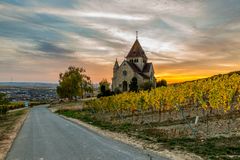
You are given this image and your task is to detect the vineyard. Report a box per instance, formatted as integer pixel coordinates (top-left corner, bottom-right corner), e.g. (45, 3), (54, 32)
(55, 71), (240, 159)
(0, 101), (44, 116)
(83, 71), (240, 138)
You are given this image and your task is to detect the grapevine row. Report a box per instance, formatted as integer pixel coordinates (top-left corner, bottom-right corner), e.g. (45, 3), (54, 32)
(86, 73), (240, 116)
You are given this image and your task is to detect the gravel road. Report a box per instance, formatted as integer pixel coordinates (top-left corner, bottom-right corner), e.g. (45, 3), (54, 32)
(6, 105), (168, 160)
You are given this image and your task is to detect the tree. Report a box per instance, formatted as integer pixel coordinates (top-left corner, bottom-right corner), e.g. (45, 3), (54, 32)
(0, 93), (8, 105)
(57, 66), (93, 100)
(114, 87), (121, 94)
(98, 79), (113, 98)
(0, 93), (9, 115)
(99, 79), (110, 92)
(156, 79), (167, 87)
(140, 81), (154, 91)
(129, 77), (138, 92)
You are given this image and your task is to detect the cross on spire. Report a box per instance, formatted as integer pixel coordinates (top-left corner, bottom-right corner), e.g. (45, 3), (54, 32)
(136, 31), (138, 39)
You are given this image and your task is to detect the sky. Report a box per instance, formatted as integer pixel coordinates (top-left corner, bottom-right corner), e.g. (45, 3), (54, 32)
(0, 0), (239, 83)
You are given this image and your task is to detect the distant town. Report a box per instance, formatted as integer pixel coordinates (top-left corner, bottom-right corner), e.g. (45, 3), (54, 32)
(0, 82), (100, 102)
(0, 82), (58, 102)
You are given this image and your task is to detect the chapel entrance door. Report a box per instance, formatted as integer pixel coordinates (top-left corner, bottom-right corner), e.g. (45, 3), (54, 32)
(122, 81), (128, 92)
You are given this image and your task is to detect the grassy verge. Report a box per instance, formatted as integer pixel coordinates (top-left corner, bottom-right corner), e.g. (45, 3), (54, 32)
(0, 109), (28, 159)
(56, 109), (240, 160)
(56, 109), (135, 133)
(0, 110), (27, 139)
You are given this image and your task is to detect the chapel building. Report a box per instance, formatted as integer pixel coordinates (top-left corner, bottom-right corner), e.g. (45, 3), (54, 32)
(112, 35), (156, 92)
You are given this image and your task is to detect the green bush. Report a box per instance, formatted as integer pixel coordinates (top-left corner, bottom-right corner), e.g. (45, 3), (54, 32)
(0, 105), (8, 115)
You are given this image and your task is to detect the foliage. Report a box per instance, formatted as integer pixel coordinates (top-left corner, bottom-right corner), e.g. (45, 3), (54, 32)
(98, 79), (113, 98)
(57, 66), (93, 100)
(99, 79), (110, 92)
(129, 77), (138, 92)
(97, 90), (114, 98)
(0, 93), (9, 115)
(156, 79), (167, 87)
(86, 72), (240, 118)
(57, 109), (134, 133)
(140, 81), (154, 91)
(0, 101), (45, 115)
(60, 71), (240, 160)
(0, 106), (8, 115)
(100, 85), (106, 94)
(114, 87), (121, 94)
(0, 93), (9, 105)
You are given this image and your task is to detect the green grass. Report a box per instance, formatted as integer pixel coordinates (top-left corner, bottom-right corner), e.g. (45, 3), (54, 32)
(154, 136), (240, 160)
(56, 109), (134, 133)
(0, 109), (28, 141)
(56, 109), (240, 160)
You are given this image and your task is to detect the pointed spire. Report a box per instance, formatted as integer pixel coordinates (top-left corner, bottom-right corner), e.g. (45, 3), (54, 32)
(114, 58), (119, 69)
(126, 38), (147, 60)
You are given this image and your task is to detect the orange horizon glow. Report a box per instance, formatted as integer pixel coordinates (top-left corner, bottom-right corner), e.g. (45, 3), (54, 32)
(0, 65), (239, 85)
(92, 68), (239, 84)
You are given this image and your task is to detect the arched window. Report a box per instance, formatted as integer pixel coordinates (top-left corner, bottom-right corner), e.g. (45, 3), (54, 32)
(123, 70), (127, 76)
(134, 59), (138, 63)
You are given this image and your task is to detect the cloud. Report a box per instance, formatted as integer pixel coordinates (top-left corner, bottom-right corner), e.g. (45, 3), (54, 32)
(37, 8), (151, 21)
(36, 41), (74, 55)
(1, 0), (80, 8)
(0, 0), (239, 83)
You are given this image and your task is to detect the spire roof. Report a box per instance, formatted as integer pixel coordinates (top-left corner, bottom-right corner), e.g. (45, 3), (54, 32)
(126, 39), (147, 59)
(114, 58), (119, 68)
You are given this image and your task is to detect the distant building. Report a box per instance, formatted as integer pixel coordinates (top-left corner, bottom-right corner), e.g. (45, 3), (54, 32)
(112, 33), (156, 92)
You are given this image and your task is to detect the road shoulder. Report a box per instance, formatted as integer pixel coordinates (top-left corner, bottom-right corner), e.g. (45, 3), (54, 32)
(0, 109), (29, 160)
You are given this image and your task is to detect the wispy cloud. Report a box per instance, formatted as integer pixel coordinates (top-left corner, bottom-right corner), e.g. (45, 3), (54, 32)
(0, 0), (239, 83)
(37, 8), (151, 21)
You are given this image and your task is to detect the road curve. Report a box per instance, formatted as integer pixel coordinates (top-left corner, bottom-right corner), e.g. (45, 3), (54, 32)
(6, 105), (168, 160)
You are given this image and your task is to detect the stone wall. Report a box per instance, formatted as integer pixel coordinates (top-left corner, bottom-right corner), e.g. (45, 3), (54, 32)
(112, 61), (145, 92)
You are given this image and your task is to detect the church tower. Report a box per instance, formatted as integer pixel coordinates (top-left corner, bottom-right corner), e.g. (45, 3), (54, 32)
(112, 59), (119, 91)
(125, 31), (147, 71)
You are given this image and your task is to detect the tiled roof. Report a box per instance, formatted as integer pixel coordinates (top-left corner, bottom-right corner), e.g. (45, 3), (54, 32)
(138, 73), (150, 79)
(126, 61), (141, 72)
(126, 61), (150, 79)
(126, 39), (147, 59)
(142, 63), (152, 73)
